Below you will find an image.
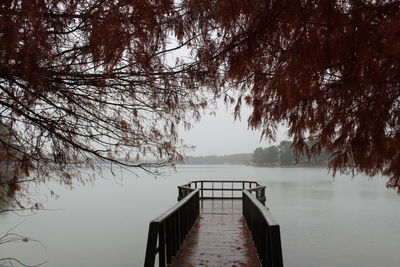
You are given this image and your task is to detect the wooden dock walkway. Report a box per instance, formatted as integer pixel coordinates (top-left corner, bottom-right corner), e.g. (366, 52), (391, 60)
(172, 200), (261, 266)
(144, 180), (283, 267)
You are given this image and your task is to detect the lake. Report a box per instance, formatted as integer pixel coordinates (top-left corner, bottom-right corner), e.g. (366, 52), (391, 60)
(1, 165), (399, 267)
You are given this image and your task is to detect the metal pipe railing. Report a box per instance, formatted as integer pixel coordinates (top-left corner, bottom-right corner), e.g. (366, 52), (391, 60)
(145, 180), (283, 267)
(144, 189), (200, 267)
(242, 190), (283, 267)
(178, 180), (266, 204)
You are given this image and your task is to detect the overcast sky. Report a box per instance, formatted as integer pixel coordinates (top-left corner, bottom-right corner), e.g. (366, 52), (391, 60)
(168, 43), (290, 156)
(179, 100), (289, 156)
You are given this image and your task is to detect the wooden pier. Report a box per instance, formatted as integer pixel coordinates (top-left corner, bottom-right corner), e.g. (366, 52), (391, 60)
(144, 180), (283, 267)
(172, 199), (260, 266)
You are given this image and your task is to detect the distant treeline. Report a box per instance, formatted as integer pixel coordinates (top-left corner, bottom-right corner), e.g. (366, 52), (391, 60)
(252, 141), (330, 166)
(184, 140), (331, 166)
(185, 153), (252, 165)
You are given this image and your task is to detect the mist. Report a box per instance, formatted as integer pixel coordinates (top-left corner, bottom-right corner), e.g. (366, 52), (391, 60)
(179, 100), (289, 156)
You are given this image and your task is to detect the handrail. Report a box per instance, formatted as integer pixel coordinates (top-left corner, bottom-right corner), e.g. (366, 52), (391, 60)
(144, 189), (200, 267)
(178, 180), (266, 205)
(247, 185), (267, 205)
(144, 180), (283, 267)
(242, 190), (283, 267)
(177, 184), (194, 201)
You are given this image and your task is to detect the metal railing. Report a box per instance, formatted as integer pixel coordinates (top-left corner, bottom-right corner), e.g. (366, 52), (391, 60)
(144, 189), (199, 267)
(144, 180), (283, 267)
(243, 190), (283, 267)
(178, 180), (266, 205)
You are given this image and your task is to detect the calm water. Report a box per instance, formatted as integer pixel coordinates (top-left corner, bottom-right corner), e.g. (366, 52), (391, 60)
(1, 165), (399, 267)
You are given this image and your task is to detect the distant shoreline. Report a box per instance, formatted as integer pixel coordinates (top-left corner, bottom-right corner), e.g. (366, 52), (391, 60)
(181, 161), (328, 168)
(250, 162), (328, 168)
(184, 148), (329, 167)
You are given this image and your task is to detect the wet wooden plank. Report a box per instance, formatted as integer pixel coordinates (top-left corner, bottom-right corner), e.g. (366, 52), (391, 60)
(172, 200), (261, 267)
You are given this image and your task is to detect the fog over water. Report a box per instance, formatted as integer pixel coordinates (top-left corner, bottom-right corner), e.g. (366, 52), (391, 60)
(179, 102), (288, 156)
(1, 165), (399, 267)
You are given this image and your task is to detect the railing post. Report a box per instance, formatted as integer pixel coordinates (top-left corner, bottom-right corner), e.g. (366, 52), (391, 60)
(178, 187), (182, 201)
(242, 191), (246, 219)
(271, 225), (283, 267)
(158, 223), (166, 267)
(166, 218), (173, 264)
(172, 213), (177, 258)
(261, 187), (266, 206)
(201, 181), (203, 199)
(178, 206), (183, 246)
(144, 222), (158, 267)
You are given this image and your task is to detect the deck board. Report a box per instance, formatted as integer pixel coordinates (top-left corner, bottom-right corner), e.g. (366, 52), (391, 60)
(172, 199), (261, 267)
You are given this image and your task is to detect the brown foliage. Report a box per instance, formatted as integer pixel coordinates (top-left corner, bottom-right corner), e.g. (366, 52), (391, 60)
(178, 0), (400, 191)
(1, 0), (399, 199)
(0, 0), (207, 204)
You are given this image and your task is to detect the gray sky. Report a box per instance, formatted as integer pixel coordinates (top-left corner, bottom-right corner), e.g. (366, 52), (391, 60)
(179, 100), (289, 156)
(167, 41), (290, 156)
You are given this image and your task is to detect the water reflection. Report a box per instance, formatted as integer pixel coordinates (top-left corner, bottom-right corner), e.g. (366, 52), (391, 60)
(0, 166), (399, 267)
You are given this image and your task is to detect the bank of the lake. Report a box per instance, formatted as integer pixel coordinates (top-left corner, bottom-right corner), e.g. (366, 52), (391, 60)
(0, 165), (399, 267)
